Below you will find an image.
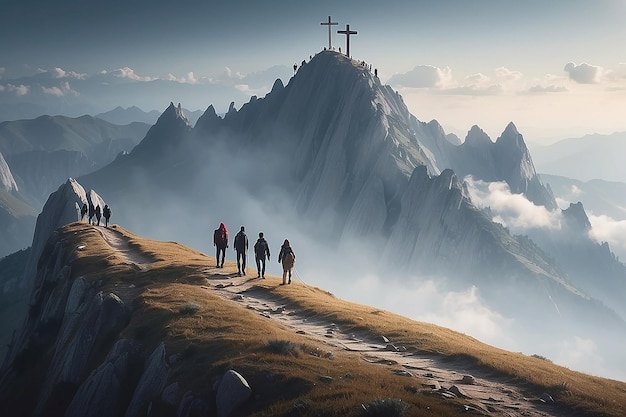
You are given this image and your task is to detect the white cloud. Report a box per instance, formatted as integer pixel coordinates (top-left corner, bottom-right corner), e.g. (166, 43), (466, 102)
(465, 177), (562, 231)
(166, 71), (199, 84)
(587, 213), (626, 259)
(107, 67), (156, 81)
(0, 67), (5, 79)
(41, 81), (78, 97)
(51, 67), (87, 80)
(7, 84), (29, 96)
(564, 62), (602, 84)
(525, 84), (568, 94)
(495, 67), (523, 82)
(388, 65), (453, 88)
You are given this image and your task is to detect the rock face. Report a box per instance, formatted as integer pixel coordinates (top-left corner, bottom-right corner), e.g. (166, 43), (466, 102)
(0, 149), (17, 192)
(21, 178), (106, 290)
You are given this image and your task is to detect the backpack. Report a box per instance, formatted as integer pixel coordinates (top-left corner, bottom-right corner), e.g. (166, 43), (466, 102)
(214, 229), (227, 246)
(282, 248), (295, 266)
(234, 232), (247, 251)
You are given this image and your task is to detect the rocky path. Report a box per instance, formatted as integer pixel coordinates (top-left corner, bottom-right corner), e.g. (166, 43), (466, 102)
(95, 225), (154, 271)
(95, 228), (563, 416)
(201, 266), (564, 417)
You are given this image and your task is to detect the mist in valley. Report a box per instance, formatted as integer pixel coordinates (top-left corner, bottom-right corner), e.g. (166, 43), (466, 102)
(84, 135), (626, 383)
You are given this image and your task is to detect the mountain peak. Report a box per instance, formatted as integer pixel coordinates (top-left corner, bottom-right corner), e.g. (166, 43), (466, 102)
(464, 125), (492, 146)
(159, 102), (191, 127)
(562, 201), (592, 231)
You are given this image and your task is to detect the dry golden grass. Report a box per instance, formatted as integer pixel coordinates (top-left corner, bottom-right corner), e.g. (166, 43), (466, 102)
(57, 222), (626, 416)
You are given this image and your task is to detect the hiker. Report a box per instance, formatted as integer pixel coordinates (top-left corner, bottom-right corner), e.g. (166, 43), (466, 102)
(233, 226), (248, 276)
(253, 232), (270, 278)
(88, 202), (95, 225)
(95, 205), (102, 226)
(278, 239), (296, 285)
(103, 204), (111, 227)
(80, 203), (88, 221)
(213, 222), (228, 268)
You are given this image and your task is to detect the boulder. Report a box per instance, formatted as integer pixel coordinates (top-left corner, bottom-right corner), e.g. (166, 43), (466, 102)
(216, 369), (252, 417)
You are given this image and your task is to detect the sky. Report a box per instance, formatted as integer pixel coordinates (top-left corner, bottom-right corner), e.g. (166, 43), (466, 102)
(2, 0), (626, 142)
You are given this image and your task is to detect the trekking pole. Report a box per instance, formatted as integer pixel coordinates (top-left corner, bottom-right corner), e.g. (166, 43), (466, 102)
(293, 266), (309, 287)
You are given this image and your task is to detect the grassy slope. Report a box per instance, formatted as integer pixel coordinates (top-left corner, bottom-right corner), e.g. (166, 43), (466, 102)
(6, 222), (626, 417)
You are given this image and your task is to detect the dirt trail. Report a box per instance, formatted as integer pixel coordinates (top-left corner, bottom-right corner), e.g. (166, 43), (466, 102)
(94, 225), (154, 271)
(200, 266), (564, 417)
(95, 228), (563, 416)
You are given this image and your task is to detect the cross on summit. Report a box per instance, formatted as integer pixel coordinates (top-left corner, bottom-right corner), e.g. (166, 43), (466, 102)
(337, 24), (357, 57)
(320, 15), (338, 50)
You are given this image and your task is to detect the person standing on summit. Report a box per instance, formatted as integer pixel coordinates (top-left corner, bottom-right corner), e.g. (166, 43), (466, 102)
(233, 226), (248, 276)
(213, 222), (228, 268)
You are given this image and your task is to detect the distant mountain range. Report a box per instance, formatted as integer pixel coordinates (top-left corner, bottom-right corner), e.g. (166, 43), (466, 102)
(530, 131), (626, 183)
(0, 115), (149, 258)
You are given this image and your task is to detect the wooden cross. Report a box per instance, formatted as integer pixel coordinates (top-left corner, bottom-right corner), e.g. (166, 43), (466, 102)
(320, 16), (338, 50)
(337, 24), (357, 57)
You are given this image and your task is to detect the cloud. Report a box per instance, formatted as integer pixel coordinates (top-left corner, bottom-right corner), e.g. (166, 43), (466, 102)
(554, 336), (624, 380)
(106, 67), (156, 82)
(41, 81), (79, 97)
(564, 62), (602, 84)
(388, 65), (452, 88)
(525, 84), (568, 94)
(50, 67), (87, 80)
(465, 177), (562, 231)
(166, 71), (199, 84)
(6, 84), (29, 96)
(494, 67), (523, 82)
(587, 213), (626, 259)
(0, 67), (5, 79)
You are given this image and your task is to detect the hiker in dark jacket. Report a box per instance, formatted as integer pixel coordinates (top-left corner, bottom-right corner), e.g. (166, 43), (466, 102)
(80, 203), (88, 221)
(278, 239), (296, 285)
(213, 222), (228, 268)
(253, 232), (270, 278)
(95, 205), (102, 226)
(233, 226), (248, 276)
(103, 204), (111, 227)
(88, 202), (95, 225)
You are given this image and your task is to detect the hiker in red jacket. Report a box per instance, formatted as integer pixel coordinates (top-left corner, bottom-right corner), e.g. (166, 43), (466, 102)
(213, 222), (228, 268)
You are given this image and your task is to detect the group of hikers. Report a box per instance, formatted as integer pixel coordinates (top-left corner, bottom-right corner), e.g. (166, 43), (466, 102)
(80, 202), (112, 227)
(213, 223), (296, 285)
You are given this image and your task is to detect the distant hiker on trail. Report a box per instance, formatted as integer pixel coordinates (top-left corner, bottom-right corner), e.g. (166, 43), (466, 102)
(103, 204), (111, 227)
(213, 222), (228, 268)
(80, 203), (88, 221)
(254, 232), (270, 279)
(88, 202), (95, 225)
(278, 239), (296, 285)
(234, 226), (248, 276)
(95, 205), (102, 226)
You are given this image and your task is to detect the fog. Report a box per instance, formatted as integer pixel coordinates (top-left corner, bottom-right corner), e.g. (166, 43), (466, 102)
(93, 138), (626, 383)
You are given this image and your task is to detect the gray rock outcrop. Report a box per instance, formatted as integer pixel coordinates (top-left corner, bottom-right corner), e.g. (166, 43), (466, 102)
(216, 369), (252, 417)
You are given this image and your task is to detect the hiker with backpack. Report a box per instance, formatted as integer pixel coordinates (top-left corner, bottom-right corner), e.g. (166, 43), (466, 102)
(95, 205), (102, 226)
(80, 203), (88, 221)
(253, 232), (270, 278)
(103, 204), (111, 227)
(88, 202), (95, 225)
(278, 239), (296, 285)
(233, 226), (248, 276)
(213, 222), (229, 268)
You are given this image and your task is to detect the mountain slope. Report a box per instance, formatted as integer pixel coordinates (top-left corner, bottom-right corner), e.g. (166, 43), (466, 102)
(78, 51), (626, 378)
(1, 222), (625, 417)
